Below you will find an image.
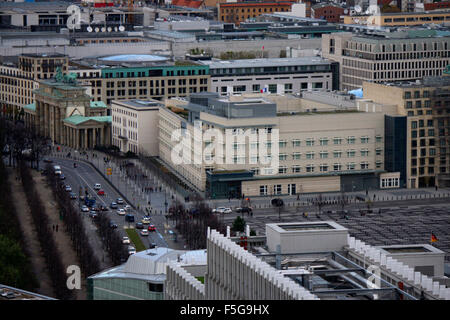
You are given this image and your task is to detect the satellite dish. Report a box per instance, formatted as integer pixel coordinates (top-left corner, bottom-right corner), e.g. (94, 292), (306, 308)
(87, 26), (93, 32)
(119, 25), (125, 32)
(114, 27), (118, 32)
(344, 9), (348, 14)
(107, 27), (112, 32)
(101, 27), (106, 32)
(95, 27), (100, 32)
(354, 5), (362, 13)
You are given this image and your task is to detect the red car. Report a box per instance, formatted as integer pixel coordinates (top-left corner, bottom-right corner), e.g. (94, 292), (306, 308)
(97, 189), (105, 196)
(148, 224), (156, 232)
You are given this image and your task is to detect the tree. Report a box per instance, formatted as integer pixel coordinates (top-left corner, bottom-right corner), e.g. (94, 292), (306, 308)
(312, 193), (326, 217)
(232, 216), (246, 233)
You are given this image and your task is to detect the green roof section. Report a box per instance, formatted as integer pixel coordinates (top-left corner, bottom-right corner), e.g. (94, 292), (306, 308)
(23, 103), (36, 112)
(90, 101), (108, 108)
(63, 115), (111, 125)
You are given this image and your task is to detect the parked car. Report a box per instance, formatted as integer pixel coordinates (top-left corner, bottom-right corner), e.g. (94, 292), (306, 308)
(81, 205), (89, 212)
(59, 174), (66, 180)
(125, 214), (135, 223)
(116, 208), (126, 216)
(43, 158), (53, 163)
(116, 198), (124, 204)
(94, 183), (101, 190)
(65, 185), (72, 192)
(128, 246), (136, 255)
(110, 202), (118, 209)
(149, 243), (157, 249)
(140, 229), (149, 236)
(135, 222), (144, 229)
(100, 205), (109, 212)
(109, 221), (118, 229)
(124, 204), (131, 211)
(122, 236), (130, 244)
(97, 189), (105, 196)
(89, 211), (98, 219)
(141, 217), (151, 225)
(148, 224), (156, 232)
(69, 192), (77, 200)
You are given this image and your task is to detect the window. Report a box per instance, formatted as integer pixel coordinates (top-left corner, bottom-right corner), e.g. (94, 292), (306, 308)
(260, 185), (268, 196)
(347, 150), (356, 157)
(292, 152), (301, 160)
(279, 140), (287, 148)
(320, 138), (329, 146)
(333, 151), (342, 158)
(333, 163), (342, 171)
(306, 139), (314, 146)
(292, 165), (301, 173)
(320, 151), (328, 159)
(278, 166), (287, 174)
(361, 136), (369, 144)
(360, 149), (369, 157)
(279, 153), (287, 161)
(360, 162), (369, 170)
(347, 163), (356, 170)
(292, 139), (301, 147)
(306, 152), (315, 159)
(376, 161), (382, 169)
(375, 135), (382, 143)
(376, 148), (382, 156)
(320, 164), (328, 172)
(347, 136), (356, 144)
(306, 165), (315, 173)
(273, 184), (282, 195)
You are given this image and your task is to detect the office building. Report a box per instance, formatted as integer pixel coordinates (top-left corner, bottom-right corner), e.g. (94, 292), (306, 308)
(70, 54), (210, 106)
(164, 222), (450, 300)
(199, 57), (339, 96)
(0, 53), (68, 117)
(343, 10), (450, 27)
(322, 30), (450, 90)
(218, 2), (295, 25)
(311, 3), (345, 23)
(111, 99), (162, 156)
(363, 77), (450, 188)
(158, 91), (395, 198)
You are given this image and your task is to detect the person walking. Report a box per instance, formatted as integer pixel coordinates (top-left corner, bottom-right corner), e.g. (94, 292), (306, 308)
(52, 224), (55, 232)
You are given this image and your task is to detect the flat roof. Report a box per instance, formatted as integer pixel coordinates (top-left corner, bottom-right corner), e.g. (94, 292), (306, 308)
(200, 57), (330, 69)
(113, 99), (162, 110)
(279, 223), (336, 232)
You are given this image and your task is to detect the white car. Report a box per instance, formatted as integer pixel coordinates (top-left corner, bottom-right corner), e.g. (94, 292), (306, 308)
(213, 207), (232, 214)
(128, 246), (136, 255)
(65, 185), (72, 192)
(117, 208), (126, 216)
(140, 229), (149, 236)
(124, 204), (131, 211)
(122, 236), (130, 244)
(81, 205), (89, 212)
(94, 183), (101, 190)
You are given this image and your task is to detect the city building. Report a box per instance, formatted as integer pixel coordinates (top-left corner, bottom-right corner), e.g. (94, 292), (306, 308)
(199, 57), (339, 96)
(343, 10), (450, 27)
(165, 222), (450, 300)
(218, 2), (295, 25)
(322, 30), (450, 90)
(70, 54), (210, 106)
(311, 3), (345, 23)
(158, 91), (396, 198)
(0, 53), (68, 117)
(111, 99), (162, 156)
(87, 247), (206, 300)
(363, 77), (450, 188)
(23, 73), (111, 149)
